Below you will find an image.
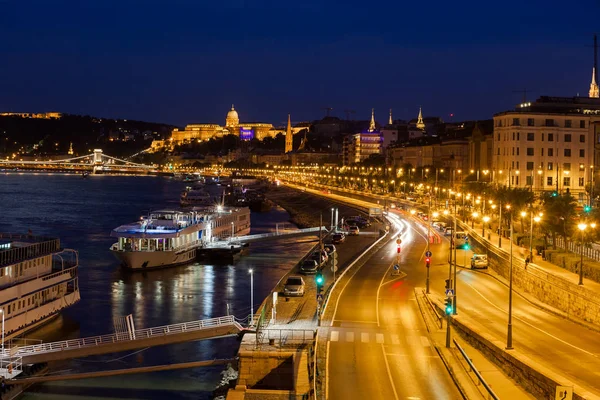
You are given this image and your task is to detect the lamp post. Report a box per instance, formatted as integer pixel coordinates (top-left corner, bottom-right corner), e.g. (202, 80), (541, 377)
(426, 193), (432, 293)
(483, 216), (490, 237)
(577, 223), (595, 285)
(230, 222), (234, 243)
(471, 212), (478, 229)
(530, 214), (541, 260)
(249, 268), (254, 318)
(506, 205), (514, 350)
(0, 308), (4, 355)
(331, 208), (334, 231)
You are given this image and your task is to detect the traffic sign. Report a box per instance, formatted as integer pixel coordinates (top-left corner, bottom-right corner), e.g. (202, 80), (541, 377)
(425, 251), (432, 257)
(396, 238), (402, 245)
(555, 386), (573, 400)
(317, 293), (324, 303)
(445, 289), (454, 297)
(393, 264), (399, 271)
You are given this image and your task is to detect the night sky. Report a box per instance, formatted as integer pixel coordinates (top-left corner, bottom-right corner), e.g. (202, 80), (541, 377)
(0, 0), (598, 127)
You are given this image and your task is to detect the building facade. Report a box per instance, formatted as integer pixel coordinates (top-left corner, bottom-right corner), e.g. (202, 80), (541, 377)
(171, 105), (276, 143)
(492, 96), (600, 202)
(342, 109), (383, 165)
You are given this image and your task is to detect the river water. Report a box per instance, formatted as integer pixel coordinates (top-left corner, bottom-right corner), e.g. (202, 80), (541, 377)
(0, 173), (313, 400)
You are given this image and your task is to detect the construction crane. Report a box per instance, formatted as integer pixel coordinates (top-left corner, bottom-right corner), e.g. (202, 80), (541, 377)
(344, 109), (356, 121)
(323, 107), (333, 117)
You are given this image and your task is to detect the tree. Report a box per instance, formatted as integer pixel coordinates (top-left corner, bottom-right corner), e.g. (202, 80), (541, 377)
(541, 192), (577, 249)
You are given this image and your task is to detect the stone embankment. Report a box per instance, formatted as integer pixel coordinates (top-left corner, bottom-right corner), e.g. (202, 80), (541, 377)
(264, 186), (367, 228)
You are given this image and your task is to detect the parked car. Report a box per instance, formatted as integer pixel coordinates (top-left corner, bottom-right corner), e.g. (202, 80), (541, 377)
(332, 233), (346, 244)
(311, 249), (328, 264)
(348, 226), (360, 236)
(323, 244), (336, 255)
(283, 276), (306, 296)
(471, 254), (489, 269)
(300, 259), (319, 274)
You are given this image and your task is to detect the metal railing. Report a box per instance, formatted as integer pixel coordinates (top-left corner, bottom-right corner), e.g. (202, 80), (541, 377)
(5, 315), (240, 358)
(234, 226), (328, 243)
(549, 236), (600, 262)
(0, 235), (60, 267)
(255, 329), (315, 348)
(453, 339), (499, 400)
(423, 289), (443, 329)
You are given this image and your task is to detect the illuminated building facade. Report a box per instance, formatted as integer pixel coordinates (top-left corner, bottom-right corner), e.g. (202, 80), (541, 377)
(493, 96), (600, 202)
(342, 109), (383, 165)
(171, 105), (276, 143)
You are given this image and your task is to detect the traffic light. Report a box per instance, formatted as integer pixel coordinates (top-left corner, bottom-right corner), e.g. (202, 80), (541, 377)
(584, 205), (592, 213)
(425, 257), (430, 263)
(444, 297), (453, 315)
(316, 272), (324, 287)
(552, 191), (558, 197)
(463, 237), (470, 250)
(445, 279), (452, 290)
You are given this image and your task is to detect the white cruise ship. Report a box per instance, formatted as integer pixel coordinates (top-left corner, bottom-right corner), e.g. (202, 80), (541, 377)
(0, 233), (80, 339)
(110, 206), (251, 270)
(180, 185), (214, 207)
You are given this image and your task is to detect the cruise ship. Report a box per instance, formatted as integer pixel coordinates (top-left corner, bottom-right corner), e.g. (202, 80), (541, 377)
(0, 233), (80, 339)
(180, 185), (214, 207)
(110, 206), (251, 270)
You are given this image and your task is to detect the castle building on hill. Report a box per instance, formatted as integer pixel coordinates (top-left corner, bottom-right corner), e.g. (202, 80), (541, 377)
(171, 105), (280, 143)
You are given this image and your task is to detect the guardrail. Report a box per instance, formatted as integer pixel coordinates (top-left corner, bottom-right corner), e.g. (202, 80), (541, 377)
(550, 236), (600, 262)
(423, 289), (443, 329)
(453, 338), (500, 400)
(255, 329), (315, 348)
(7, 315), (239, 358)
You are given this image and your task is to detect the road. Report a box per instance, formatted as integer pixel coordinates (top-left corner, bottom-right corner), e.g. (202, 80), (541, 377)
(303, 182), (600, 396)
(324, 214), (463, 399)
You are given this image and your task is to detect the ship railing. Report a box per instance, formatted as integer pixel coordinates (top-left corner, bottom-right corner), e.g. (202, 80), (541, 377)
(6, 315), (239, 357)
(0, 236), (61, 268)
(42, 266), (78, 282)
(175, 239), (203, 253)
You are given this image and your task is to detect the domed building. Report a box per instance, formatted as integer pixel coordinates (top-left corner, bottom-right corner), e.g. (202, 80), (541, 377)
(171, 104), (277, 143)
(225, 104), (239, 128)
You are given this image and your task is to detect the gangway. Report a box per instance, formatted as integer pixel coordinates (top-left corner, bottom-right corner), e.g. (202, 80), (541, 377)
(3, 315), (244, 365)
(234, 226), (329, 244)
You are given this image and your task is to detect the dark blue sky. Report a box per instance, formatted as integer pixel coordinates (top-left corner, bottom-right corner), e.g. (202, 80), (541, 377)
(0, 0), (598, 127)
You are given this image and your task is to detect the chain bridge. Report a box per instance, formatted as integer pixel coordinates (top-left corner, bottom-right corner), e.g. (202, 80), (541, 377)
(0, 149), (156, 174)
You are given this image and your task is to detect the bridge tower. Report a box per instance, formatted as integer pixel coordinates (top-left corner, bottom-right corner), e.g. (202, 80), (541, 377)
(93, 149), (104, 174)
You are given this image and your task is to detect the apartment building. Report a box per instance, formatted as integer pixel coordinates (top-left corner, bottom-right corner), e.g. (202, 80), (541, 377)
(493, 96), (600, 202)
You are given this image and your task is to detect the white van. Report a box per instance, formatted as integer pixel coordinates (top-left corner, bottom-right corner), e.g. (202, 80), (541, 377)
(453, 232), (468, 248)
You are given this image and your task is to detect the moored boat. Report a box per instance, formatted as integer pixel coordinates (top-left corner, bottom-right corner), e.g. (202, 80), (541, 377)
(110, 206), (251, 270)
(0, 233), (80, 339)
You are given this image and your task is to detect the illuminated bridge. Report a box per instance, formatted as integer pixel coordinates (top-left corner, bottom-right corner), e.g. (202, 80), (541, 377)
(0, 149), (156, 174)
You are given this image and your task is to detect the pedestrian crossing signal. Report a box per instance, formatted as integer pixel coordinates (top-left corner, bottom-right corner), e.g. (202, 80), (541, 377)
(444, 297), (453, 315)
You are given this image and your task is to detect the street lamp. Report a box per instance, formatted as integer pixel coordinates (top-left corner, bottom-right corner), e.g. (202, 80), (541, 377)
(249, 269), (254, 318)
(471, 212), (478, 229)
(530, 214), (541, 261)
(577, 223), (594, 285)
(506, 205), (514, 350)
(482, 216), (490, 237)
(0, 308), (4, 354)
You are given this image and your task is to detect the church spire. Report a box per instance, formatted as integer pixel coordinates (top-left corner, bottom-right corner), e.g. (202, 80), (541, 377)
(416, 106), (425, 129)
(388, 109), (393, 125)
(285, 113), (293, 153)
(590, 67), (599, 98)
(368, 108), (376, 132)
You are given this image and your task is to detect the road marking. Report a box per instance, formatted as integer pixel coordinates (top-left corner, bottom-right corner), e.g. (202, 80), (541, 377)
(330, 331), (339, 342)
(361, 332), (369, 343)
(420, 335), (430, 347)
(381, 344), (400, 400)
(385, 353), (437, 358)
(391, 334), (400, 345)
(346, 332), (354, 342)
(465, 281), (598, 358)
(334, 319), (378, 324)
(376, 333), (384, 343)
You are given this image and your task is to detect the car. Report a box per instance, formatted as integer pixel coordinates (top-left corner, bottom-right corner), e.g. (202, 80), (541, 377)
(311, 249), (328, 264)
(348, 226), (360, 236)
(332, 233), (346, 244)
(300, 259), (319, 274)
(437, 222), (447, 231)
(444, 227), (454, 236)
(471, 254), (489, 269)
(283, 276), (306, 296)
(323, 244), (336, 255)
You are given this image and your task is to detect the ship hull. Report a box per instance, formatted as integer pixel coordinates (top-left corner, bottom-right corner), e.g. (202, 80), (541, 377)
(111, 247), (197, 270)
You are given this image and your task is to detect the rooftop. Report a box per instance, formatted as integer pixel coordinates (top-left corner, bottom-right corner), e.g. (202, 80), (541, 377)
(496, 96), (600, 116)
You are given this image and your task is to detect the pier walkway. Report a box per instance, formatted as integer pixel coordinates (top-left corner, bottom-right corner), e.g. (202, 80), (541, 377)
(3, 315), (244, 365)
(232, 226), (328, 244)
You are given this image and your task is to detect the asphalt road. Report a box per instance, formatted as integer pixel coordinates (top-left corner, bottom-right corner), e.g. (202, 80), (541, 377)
(324, 214), (462, 400)
(286, 182), (600, 397)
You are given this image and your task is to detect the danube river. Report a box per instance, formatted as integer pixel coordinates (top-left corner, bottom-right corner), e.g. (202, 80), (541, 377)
(0, 173), (314, 400)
